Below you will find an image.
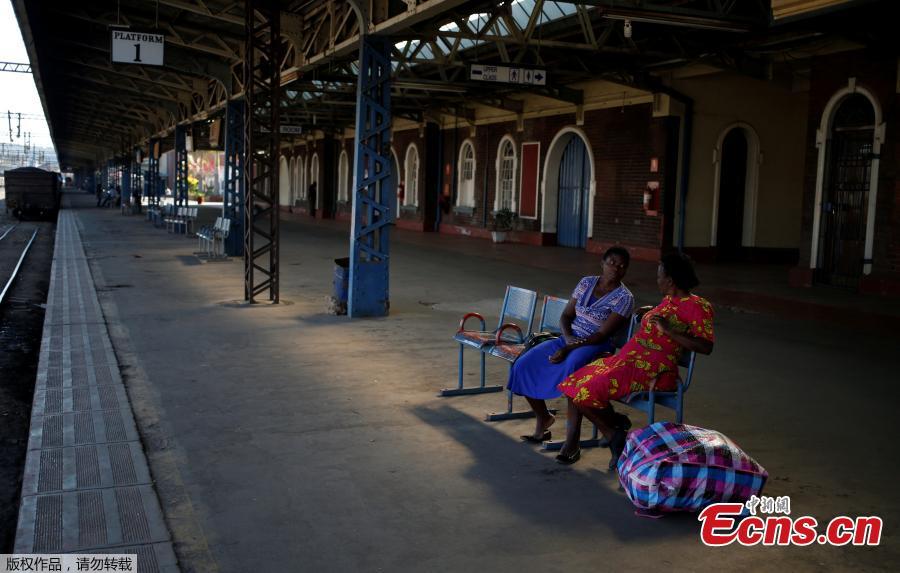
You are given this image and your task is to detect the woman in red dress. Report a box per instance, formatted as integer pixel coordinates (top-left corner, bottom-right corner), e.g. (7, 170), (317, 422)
(556, 252), (715, 469)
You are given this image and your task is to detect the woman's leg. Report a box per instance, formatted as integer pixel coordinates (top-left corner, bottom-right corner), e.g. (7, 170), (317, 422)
(559, 398), (583, 455)
(523, 397), (555, 439)
(577, 405), (617, 440)
(576, 404), (629, 470)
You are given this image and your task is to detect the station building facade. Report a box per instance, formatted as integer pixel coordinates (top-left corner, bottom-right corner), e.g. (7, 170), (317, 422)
(279, 47), (898, 296)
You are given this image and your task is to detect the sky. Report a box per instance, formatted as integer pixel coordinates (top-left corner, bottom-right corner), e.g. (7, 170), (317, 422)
(0, 0), (55, 154)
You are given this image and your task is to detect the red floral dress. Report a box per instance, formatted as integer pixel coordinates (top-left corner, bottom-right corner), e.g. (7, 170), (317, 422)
(558, 294), (714, 408)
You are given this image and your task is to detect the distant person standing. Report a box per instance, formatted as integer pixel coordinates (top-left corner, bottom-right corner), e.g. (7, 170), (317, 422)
(308, 181), (317, 218)
(114, 185), (122, 208)
(132, 185), (142, 214)
(96, 183), (103, 207)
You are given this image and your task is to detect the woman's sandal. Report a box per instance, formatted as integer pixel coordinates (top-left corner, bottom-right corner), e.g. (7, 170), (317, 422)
(555, 448), (581, 465)
(520, 431), (551, 444)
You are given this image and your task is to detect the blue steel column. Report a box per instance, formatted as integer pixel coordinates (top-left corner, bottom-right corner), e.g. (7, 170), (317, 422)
(148, 139), (160, 206)
(243, 0), (280, 303)
(175, 125), (188, 206)
(348, 35), (393, 318)
(223, 100), (245, 256)
(131, 150), (140, 207)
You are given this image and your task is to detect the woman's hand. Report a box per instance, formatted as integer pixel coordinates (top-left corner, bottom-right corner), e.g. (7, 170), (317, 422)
(549, 347), (570, 364)
(649, 314), (714, 355)
(562, 333), (579, 345)
(648, 315), (671, 336)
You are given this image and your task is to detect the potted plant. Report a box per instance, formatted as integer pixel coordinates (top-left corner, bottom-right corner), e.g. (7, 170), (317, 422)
(187, 175), (201, 203)
(491, 208), (516, 243)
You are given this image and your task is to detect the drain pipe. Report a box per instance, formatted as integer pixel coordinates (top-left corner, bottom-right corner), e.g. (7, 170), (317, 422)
(678, 96), (694, 253)
(658, 87), (694, 253)
(481, 127), (489, 228)
(674, 90), (693, 253)
(434, 121), (444, 232)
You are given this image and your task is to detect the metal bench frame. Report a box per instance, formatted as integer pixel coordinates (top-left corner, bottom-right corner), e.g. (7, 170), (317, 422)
(197, 217), (231, 259)
(441, 285), (537, 397)
(485, 294), (568, 421)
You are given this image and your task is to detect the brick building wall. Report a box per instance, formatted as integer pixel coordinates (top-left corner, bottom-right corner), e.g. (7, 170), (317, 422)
(286, 103), (677, 261)
(437, 105), (672, 258)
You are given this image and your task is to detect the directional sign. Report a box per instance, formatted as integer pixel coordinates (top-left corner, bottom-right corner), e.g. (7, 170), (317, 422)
(280, 125), (303, 135)
(111, 29), (164, 66)
(470, 64), (547, 86)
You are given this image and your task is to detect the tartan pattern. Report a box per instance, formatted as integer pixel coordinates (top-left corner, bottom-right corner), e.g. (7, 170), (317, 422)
(618, 422), (767, 513)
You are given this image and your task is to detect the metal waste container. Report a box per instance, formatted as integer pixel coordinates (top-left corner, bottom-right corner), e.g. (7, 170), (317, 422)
(332, 257), (350, 313)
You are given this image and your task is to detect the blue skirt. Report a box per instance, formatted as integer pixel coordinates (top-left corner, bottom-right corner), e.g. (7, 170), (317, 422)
(507, 337), (614, 400)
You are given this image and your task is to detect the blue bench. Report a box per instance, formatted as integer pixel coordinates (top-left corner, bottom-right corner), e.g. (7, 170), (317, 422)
(441, 286), (538, 397)
(485, 294), (568, 421)
(197, 217), (231, 259)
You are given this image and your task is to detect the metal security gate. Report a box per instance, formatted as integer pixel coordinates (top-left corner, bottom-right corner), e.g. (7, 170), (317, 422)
(817, 128), (873, 289)
(557, 136), (590, 248)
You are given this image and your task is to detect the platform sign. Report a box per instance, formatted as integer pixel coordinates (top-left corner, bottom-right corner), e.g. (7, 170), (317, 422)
(469, 64), (547, 86)
(280, 125), (303, 135)
(111, 29), (164, 66)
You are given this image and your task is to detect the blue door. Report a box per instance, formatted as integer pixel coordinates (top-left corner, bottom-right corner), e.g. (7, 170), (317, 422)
(557, 137), (590, 248)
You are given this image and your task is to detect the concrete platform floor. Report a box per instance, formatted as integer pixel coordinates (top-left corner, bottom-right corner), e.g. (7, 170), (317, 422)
(65, 192), (897, 571)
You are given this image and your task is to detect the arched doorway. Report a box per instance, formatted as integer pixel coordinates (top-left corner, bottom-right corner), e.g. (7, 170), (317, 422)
(817, 93), (876, 288)
(540, 127), (595, 245)
(310, 153), (320, 210)
(557, 136), (590, 248)
(716, 129), (748, 258)
(710, 123), (761, 258)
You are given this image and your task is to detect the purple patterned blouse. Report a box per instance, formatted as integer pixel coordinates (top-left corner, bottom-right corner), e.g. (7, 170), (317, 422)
(569, 277), (634, 339)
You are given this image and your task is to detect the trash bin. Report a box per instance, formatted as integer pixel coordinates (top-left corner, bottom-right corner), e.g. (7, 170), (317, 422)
(333, 257), (350, 313)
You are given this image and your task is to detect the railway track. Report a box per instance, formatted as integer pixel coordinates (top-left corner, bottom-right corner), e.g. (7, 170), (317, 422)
(0, 224), (17, 241)
(0, 225), (39, 306)
(0, 217), (54, 552)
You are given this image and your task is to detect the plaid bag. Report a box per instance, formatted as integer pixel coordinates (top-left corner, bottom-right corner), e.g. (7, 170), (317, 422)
(618, 422), (767, 513)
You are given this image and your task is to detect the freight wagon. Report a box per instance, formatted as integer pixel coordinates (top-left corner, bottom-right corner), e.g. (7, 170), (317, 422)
(4, 167), (61, 220)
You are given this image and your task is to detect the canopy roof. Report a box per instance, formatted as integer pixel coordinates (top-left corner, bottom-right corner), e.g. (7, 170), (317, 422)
(12, 0), (893, 168)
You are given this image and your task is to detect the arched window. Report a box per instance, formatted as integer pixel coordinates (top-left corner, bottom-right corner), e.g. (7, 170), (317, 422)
(495, 137), (517, 211)
(457, 140), (476, 208)
(404, 144), (419, 207)
(391, 148), (400, 217)
(338, 150), (350, 202)
(310, 153), (320, 208)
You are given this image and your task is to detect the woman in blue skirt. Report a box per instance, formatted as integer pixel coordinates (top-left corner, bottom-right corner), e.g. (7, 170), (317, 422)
(510, 247), (634, 442)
